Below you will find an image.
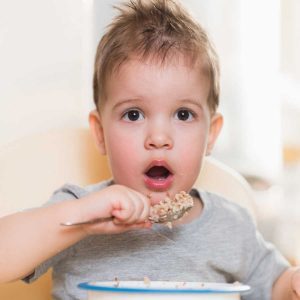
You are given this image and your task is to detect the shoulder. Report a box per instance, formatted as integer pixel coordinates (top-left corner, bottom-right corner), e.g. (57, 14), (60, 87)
(197, 189), (256, 232)
(45, 179), (114, 205)
(197, 190), (263, 258)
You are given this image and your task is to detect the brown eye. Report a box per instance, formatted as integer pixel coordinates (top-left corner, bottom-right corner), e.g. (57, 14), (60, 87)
(123, 109), (144, 121)
(176, 109), (193, 121)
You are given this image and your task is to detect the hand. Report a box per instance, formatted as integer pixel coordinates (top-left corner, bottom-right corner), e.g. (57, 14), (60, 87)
(292, 268), (300, 299)
(79, 184), (152, 235)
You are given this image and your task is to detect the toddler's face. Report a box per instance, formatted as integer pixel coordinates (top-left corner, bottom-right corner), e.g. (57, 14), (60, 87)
(91, 57), (222, 204)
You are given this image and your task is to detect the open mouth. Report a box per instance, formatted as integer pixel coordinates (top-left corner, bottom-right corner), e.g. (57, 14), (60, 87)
(145, 166), (171, 180)
(144, 161), (174, 191)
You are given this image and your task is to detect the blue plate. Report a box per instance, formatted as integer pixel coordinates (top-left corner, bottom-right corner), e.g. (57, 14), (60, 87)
(78, 281), (251, 294)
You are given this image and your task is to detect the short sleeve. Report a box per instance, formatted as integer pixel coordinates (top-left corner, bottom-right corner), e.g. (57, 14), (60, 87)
(241, 218), (289, 299)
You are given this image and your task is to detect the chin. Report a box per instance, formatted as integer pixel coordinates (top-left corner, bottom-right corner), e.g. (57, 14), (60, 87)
(147, 189), (185, 205)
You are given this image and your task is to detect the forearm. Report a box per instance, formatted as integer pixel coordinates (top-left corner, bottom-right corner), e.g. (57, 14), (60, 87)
(0, 185), (151, 283)
(272, 267), (299, 300)
(0, 199), (87, 283)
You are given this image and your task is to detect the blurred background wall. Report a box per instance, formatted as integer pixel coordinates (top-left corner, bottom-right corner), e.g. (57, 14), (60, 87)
(0, 0), (89, 147)
(1, 0), (300, 263)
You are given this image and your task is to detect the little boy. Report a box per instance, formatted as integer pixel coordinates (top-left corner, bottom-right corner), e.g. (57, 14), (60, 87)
(0, 0), (299, 299)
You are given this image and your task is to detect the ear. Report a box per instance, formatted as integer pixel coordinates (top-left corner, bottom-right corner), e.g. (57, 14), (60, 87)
(89, 110), (106, 155)
(206, 112), (223, 155)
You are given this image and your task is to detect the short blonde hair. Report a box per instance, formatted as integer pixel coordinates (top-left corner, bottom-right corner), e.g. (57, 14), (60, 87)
(93, 0), (220, 113)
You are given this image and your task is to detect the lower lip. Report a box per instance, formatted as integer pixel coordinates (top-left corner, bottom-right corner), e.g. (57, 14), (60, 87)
(143, 174), (174, 191)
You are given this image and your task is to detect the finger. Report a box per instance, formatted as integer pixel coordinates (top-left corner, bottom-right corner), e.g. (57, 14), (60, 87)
(126, 192), (151, 224)
(120, 191), (149, 224)
(137, 193), (151, 222)
(112, 207), (133, 223)
(126, 193), (144, 224)
(111, 188), (149, 224)
(112, 196), (135, 222)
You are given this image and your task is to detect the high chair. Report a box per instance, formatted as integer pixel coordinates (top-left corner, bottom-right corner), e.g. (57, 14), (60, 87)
(0, 128), (256, 300)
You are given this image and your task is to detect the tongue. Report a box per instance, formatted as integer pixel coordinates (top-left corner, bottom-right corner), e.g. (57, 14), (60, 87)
(147, 166), (169, 179)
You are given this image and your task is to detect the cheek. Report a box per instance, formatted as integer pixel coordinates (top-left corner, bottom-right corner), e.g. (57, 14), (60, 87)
(175, 126), (208, 180)
(105, 125), (137, 154)
(176, 124), (208, 156)
(178, 143), (205, 173)
(104, 128), (141, 182)
(177, 146), (205, 191)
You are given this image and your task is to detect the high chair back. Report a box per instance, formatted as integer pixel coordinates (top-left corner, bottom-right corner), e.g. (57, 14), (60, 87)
(0, 128), (256, 300)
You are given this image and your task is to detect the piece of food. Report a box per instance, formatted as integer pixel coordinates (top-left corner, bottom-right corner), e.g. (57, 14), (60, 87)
(149, 191), (194, 225)
(143, 276), (151, 286)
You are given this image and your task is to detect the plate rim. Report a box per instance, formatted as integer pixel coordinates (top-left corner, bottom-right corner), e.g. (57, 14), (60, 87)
(78, 281), (251, 294)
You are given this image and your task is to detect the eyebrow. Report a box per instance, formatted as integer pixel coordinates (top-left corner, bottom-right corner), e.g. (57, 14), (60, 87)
(178, 98), (204, 111)
(112, 98), (142, 112)
(112, 97), (204, 111)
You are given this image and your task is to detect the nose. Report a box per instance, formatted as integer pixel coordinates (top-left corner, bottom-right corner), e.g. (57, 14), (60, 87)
(144, 125), (173, 150)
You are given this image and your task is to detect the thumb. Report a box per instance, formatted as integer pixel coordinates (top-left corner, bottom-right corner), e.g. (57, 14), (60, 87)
(111, 208), (134, 223)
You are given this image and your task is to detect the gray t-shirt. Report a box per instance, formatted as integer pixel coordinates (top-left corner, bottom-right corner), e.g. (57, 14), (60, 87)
(25, 180), (289, 300)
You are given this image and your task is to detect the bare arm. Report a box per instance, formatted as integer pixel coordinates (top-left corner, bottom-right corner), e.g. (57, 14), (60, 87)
(0, 185), (150, 283)
(0, 199), (87, 283)
(272, 267), (300, 300)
